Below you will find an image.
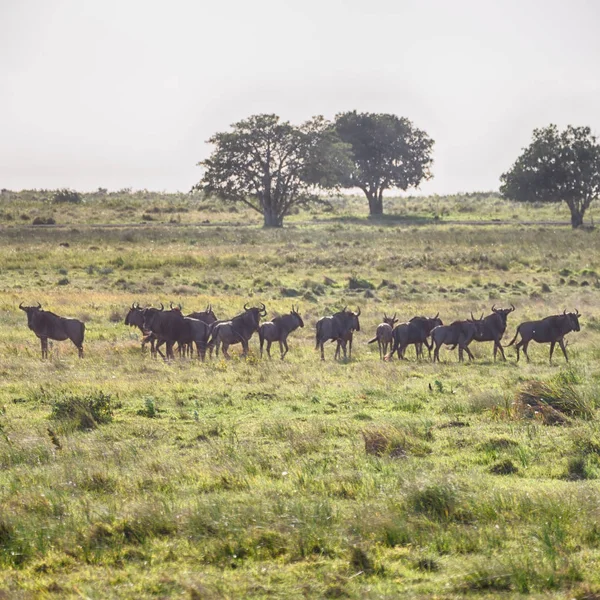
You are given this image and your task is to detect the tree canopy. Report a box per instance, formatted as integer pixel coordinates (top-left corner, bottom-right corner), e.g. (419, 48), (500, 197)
(194, 114), (348, 228)
(500, 124), (600, 228)
(333, 111), (434, 216)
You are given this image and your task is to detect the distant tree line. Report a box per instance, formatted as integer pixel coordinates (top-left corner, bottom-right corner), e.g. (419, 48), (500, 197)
(194, 113), (600, 229)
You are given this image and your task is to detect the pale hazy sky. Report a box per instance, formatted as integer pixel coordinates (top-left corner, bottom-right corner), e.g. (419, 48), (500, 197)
(1, 0), (599, 195)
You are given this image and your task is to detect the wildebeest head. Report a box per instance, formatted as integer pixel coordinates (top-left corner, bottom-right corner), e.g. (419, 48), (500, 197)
(242, 302), (267, 331)
(336, 306), (361, 332)
(290, 305), (304, 328)
(491, 304), (515, 327)
(427, 312), (443, 330)
(566, 309), (581, 332)
(19, 301), (42, 329)
(383, 313), (398, 327)
(205, 304), (217, 322)
(125, 302), (144, 328)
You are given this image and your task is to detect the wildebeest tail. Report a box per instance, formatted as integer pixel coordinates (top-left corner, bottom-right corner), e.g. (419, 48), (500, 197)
(506, 326), (521, 346)
(367, 336), (378, 344)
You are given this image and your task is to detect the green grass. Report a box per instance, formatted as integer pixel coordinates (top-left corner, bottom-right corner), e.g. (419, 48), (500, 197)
(1, 190), (600, 597)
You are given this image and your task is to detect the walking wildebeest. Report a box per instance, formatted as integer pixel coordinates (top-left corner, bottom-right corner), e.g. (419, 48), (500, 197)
(507, 309), (581, 363)
(124, 302), (156, 355)
(471, 304), (515, 361)
(386, 314), (443, 361)
(141, 304), (188, 360)
(259, 305), (304, 360)
(367, 313), (398, 359)
(315, 307), (361, 360)
(19, 302), (85, 358)
(207, 303), (267, 359)
(431, 317), (484, 362)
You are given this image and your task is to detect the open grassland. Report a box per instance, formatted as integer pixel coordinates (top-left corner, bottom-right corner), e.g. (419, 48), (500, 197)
(2, 193), (600, 598)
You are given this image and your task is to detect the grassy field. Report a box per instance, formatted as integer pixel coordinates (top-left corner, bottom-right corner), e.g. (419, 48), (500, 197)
(2, 191), (600, 598)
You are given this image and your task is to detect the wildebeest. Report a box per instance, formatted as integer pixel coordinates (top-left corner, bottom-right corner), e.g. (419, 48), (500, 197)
(367, 313), (398, 359)
(259, 305), (304, 359)
(124, 302), (156, 355)
(207, 303), (267, 359)
(19, 302), (85, 358)
(315, 307), (361, 360)
(471, 304), (515, 361)
(179, 304), (218, 357)
(507, 309), (581, 363)
(431, 317), (484, 362)
(386, 314), (443, 361)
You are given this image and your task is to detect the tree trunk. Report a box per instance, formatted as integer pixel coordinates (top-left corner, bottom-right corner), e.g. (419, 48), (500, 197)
(569, 204), (584, 229)
(367, 191), (383, 216)
(263, 209), (282, 228)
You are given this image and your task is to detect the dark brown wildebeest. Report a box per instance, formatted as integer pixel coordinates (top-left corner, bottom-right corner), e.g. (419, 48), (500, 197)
(207, 303), (267, 359)
(259, 305), (304, 360)
(386, 314), (443, 361)
(124, 302), (156, 355)
(19, 302), (85, 358)
(507, 309), (580, 363)
(315, 307), (361, 360)
(430, 317), (484, 362)
(471, 304), (515, 361)
(367, 313), (398, 359)
(141, 304), (187, 360)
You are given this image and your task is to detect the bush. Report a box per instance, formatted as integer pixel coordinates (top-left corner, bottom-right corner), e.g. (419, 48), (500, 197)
(408, 482), (458, 520)
(50, 391), (114, 430)
(52, 189), (82, 204)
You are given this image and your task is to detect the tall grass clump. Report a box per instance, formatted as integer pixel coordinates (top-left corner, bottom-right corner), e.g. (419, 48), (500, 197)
(50, 391), (114, 430)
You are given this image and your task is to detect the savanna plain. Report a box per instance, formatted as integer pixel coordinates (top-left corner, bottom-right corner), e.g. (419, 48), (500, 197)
(3, 190), (600, 599)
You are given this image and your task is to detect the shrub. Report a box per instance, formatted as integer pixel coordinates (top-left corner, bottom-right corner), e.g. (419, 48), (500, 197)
(408, 482), (458, 520)
(52, 189), (82, 204)
(50, 391), (114, 430)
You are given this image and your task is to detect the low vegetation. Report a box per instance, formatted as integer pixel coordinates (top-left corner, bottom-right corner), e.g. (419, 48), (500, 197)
(1, 190), (600, 597)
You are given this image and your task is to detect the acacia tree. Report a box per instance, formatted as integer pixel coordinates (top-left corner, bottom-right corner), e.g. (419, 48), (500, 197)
(333, 111), (434, 216)
(500, 125), (600, 228)
(194, 114), (347, 228)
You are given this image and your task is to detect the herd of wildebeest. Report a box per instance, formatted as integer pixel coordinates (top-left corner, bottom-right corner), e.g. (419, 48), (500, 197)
(17, 301), (582, 364)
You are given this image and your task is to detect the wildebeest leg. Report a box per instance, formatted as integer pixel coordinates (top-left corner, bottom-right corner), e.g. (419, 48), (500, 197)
(155, 340), (166, 360)
(378, 339), (382, 360)
(348, 337), (352, 359)
(549, 340), (556, 363)
(463, 344), (475, 361)
(496, 338), (506, 361)
(433, 342), (441, 363)
(281, 338), (289, 360)
(241, 339), (249, 358)
(399, 344), (407, 360)
(266, 340), (273, 359)
(222, 343), (231, 359)
(558, 338), (569, 362)
(167, 341), (176, 361)
(40, 337), (47, 359)
(320, 342), (325, 360)
(78, 344), (84, 358)
(425, 339), (433, 360)
(521, 341), (531, 363)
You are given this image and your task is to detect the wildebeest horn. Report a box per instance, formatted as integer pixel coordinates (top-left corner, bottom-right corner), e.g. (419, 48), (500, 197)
(159, 303), (164, 311)
(19, 301), (24, 309)
(131, 302), (136, 309)
(206, 304), (210, 312)
(37, 302), (41, 309)
(563, 309), (567, 315)
(342, 305), (347, 312)
(510, 303), (515, 312)
(384, 312), (388, 319)
(470, 311), (475, 321)
(480, 312), (484, 320)
(170, 302), (175, 309)
(392, 312), (396, 320)
(491, 304), (497, 312)
(356, 306), (361, 316)
(434, 312), (439, 319)
(260, 302), (265, 310)
(244, 303), (250, 311)
(575, 308), (580, 316)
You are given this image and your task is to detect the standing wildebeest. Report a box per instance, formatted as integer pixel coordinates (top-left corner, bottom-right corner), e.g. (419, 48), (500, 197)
(124, 302), (156, 355)
(19, 302), (85, 358)
(207, 303), (267, 359)
(368, 313), (398, 359)
(507, 309), (580, 363)
(315, 307), (361, 360)
(431, 317), (483, 362)
(176, 304), (218, 357)
(386, 314), (443, 361)
(259, 305), (304, 360)
(471, 304), (515, 361)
